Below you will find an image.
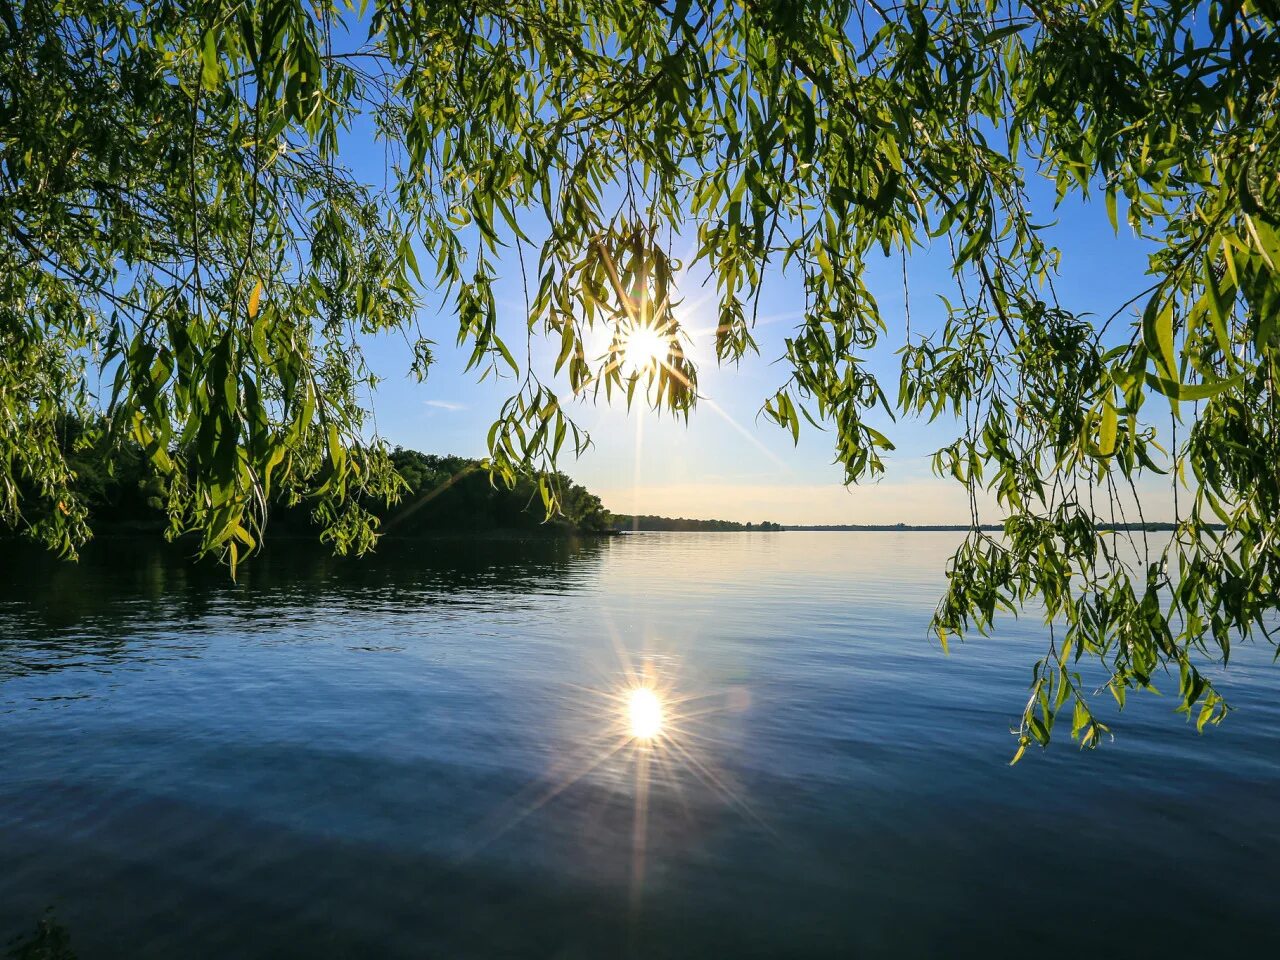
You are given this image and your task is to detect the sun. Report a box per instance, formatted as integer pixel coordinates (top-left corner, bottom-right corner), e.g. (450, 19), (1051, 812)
(626, 686), (664, 740)
(620, 322), (670, 376)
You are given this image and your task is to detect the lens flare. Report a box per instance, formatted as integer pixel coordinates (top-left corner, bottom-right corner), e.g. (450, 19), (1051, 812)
(627, 687), (664, 740)
(621, 323), (669, 376)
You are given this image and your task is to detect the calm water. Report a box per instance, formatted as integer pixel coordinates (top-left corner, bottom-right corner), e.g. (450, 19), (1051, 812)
(2, 532), (1278, 957)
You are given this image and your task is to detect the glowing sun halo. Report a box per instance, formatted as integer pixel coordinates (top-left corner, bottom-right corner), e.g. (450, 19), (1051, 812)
(621, 323), (669, 376)
(627, 687), (664, 740)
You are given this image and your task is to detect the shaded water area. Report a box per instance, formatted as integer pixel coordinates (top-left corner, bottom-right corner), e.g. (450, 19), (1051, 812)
(2, 532), (1278, 957)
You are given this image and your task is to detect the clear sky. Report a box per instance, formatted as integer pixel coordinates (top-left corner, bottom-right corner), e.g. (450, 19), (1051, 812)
(342, 111), (1179, 526)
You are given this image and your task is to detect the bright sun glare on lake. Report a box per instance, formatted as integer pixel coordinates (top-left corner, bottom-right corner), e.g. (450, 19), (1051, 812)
(627, 687), (664, 740)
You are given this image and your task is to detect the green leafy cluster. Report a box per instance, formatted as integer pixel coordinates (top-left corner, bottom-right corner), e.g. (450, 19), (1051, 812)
(1, 0), (415, 573)
(4, 0), (1280, 750)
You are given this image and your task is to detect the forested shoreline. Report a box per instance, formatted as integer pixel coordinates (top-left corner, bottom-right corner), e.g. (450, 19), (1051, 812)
(613, 516), (782, 532)
(0, 424), (615, 542)
(0, 426), (790, 546)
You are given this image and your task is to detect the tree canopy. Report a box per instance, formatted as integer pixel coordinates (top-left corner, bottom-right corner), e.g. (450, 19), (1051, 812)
(2, 0), (1279, 753)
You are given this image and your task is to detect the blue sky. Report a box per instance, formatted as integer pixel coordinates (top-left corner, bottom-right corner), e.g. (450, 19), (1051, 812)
(340, 107), (1178, 525)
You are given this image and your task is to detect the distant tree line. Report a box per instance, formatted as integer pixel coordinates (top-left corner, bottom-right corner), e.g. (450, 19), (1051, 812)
(613, 515), (782, 532)
(784, 522), (1210, 532)
(0, 420), (614, 544)
(377, 449), (612, 536)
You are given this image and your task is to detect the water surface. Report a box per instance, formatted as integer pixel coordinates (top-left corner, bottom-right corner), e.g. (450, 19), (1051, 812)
(2, 533), (1277, 956)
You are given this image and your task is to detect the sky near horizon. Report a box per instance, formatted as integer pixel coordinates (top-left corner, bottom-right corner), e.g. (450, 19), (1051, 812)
(339, 83), (1181, 526)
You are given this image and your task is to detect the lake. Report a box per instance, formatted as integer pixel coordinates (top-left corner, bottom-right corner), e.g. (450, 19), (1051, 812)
(2, 532), (1278, 957)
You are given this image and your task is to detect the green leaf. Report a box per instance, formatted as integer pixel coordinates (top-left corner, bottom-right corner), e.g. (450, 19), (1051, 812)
(1144, 372), (1243, 401)
(1098, 399), (1118, 456)
(1142, 299), (1177, 380)
(1245, 215), (1279, 270)
(248, 280), (263, 319)
(201, 30), (220, 90)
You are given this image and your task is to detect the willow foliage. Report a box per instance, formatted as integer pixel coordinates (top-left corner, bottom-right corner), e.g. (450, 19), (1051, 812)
(2, 0), (1278, 752)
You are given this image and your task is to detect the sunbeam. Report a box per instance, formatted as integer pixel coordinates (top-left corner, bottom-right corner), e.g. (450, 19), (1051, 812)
(701, 396), (795, 473)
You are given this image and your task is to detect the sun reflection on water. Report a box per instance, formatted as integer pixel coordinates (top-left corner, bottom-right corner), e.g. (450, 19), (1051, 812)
(463, 645), (764, 921)
(626, 687), (664, 741)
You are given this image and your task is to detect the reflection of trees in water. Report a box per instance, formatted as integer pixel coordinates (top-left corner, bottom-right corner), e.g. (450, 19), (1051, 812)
(0, 536), (610, 680)
(5, 912), (75, 960)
